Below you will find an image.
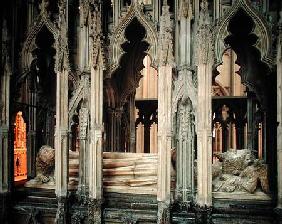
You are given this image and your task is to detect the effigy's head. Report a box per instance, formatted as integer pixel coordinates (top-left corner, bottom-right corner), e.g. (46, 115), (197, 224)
(220, 149), (255, 174)
(36, 145), (55, 175)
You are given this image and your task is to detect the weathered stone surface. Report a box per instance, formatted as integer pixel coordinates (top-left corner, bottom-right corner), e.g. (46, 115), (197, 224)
(25, 145), (55, 188)
(212, 149), (269, 194)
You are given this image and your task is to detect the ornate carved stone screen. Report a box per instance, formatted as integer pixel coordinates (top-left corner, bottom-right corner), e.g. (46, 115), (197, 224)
(211, 49), (269, 197)
(14, 111), (27, 182)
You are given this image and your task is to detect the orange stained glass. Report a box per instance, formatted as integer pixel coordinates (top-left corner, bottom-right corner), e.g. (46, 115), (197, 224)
(14, 111), (27, 182)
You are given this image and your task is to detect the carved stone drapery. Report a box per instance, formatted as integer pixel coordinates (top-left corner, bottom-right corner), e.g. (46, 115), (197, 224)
(195, 0), (213, 207)
(157, 2), (174, 223)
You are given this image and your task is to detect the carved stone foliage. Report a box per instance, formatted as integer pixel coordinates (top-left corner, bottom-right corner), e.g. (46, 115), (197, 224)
(71, 210), (86, 224)
(56, 197), (67, 224)
(89, 1), (106, 69)
(108, 1), (158, 76)
(88, 198), (102, 224)
(214, 0), (273, 68)
(157, 201), (170, 224)
(158, 4), (174, 66)
(79, 107), (89, 140)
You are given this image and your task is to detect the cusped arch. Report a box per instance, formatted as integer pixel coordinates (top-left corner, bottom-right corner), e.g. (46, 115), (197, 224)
(108, 2), (158, 77)
(214, 0), (273, 69)
(21, 14), (59, 72)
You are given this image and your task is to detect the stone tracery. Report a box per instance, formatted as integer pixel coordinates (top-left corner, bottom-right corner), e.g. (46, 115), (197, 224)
(0, 0), (281, 223)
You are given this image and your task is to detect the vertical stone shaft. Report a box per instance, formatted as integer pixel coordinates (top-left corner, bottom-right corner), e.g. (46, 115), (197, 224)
(0, 47), (10, 193)
(277, 19), (282, 209)
(196, 62), (213, 207)
(158, 65), (172, 203)
(89, 66), (103, 200)
(88, 65), (103, 223)
(55, 69), (69, 198)
(195, 0), (213, 207)
(176, 0), (194, 202)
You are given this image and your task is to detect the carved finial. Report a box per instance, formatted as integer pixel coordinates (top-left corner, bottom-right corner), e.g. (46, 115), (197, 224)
(179, 0), (193, 20)
(39, 0), (49, 16)
(199, 0), (209, 25)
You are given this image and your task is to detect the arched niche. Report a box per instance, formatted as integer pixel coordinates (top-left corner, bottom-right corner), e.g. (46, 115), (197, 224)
(214, 0), (273, 70)
(21, 12), (59, 73)
(211, 8), (276, 198)
(108, 1), (158, 76)
(104, 17), (152, 152)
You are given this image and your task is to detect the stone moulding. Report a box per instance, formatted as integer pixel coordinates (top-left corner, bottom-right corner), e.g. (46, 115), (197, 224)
(21, 14), (59, 73)
(214, 0), (273, 69)
(108, 1), (158, 78)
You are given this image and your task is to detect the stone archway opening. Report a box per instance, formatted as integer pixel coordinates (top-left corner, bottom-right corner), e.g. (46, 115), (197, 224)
(211, 9), (275, 199)
(102, 17), (159, 195)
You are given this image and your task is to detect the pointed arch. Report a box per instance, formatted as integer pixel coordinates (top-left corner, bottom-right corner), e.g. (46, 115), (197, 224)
(108, 2), (158, 77)
(21, 14), (59, 72)
(214, 0), (273, 69)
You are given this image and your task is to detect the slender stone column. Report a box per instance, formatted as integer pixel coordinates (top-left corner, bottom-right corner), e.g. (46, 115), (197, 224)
(78, 101), (89, 199)
(247, 92), (255, 150)
(55, 2), (70, 222)
(276, 12), (282, 219)
(88, 2), (103, 222)
(195, 0), (213, 208)
(27, 89), (37, 178)
(0, 19), (11, 223)
(129, 95), (136, 152)
(175, 0), (195, 204)
(88, 65), (103, 223)
(157, 2), (174, 223)
(55, 69), (69, 223)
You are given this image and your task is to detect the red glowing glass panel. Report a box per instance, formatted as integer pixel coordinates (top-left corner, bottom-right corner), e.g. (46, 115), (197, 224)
(14, 111), (27, 182)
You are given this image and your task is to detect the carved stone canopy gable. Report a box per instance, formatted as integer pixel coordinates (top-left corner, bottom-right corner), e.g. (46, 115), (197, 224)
(69, 74), (90, 126)
(173, 71), (196, 114)
(108, 1), (158, 77)
(21, 12), (59, 72)
(214, 0), (273, 69)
